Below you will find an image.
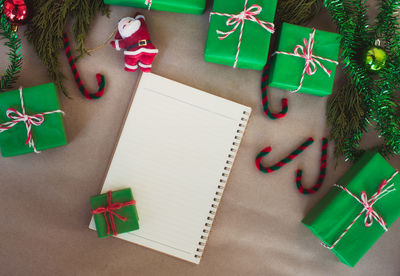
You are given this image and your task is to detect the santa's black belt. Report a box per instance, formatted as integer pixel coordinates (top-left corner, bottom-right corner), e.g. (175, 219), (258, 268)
(127, 40), (151, 50)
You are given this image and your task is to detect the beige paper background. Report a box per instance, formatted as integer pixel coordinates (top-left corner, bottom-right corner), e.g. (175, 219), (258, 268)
(1, 2), (399, 275)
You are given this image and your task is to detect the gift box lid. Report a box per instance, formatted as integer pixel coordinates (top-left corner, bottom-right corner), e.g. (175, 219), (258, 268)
(302, 151), (400, 267)
(268, 23), (341, 96)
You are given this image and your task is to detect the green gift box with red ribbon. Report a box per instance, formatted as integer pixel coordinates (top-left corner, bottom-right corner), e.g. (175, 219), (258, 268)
(303, 151), (400, 267)
(104, 0), (206, 14)
(91, 188), (139, 238)
(0, 83), (67, 157)
(268, 23), (340, 96)
(205, 0), (277, 70)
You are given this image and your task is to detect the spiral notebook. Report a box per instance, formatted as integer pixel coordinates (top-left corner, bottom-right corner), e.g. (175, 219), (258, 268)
(89, 73), (251, 264)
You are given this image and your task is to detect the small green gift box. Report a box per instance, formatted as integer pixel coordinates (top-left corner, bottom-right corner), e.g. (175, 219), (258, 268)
(303, 151), (400, 267)
(91, 188), (139, 238)
(104, 0), (206, 15)
(205, 0), (277, 70)
(268, 23), (340, 96)
(0, 83), (67, 157)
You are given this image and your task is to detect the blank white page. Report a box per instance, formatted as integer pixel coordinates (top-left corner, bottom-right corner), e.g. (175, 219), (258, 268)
(90, 73), (251, 264)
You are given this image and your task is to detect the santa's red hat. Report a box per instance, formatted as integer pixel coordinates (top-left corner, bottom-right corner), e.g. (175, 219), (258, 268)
(115, 14), (146, 40)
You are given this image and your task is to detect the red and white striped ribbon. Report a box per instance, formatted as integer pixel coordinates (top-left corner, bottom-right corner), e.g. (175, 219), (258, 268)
(145, 0), (152, 10)
(210, 0), (275, 68)
(322, 171), (398, 250)
(274, 28), (338, 93)
(0, 87), (64, 153)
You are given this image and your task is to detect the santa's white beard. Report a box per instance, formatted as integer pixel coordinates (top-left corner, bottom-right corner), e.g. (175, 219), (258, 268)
(119, 20), (141, 39)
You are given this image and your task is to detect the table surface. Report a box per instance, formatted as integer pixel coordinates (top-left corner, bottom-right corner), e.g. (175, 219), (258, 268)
(1, 3), (400, 276)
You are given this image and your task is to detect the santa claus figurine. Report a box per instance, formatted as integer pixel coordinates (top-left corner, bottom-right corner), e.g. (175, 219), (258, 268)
(110, 13), (158, 73)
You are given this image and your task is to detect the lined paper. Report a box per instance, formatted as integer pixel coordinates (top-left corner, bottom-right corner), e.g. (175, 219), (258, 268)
(90, 73), (251, 264)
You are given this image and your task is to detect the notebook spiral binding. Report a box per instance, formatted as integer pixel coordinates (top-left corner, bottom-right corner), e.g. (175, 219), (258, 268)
(194, 110), (251, 259)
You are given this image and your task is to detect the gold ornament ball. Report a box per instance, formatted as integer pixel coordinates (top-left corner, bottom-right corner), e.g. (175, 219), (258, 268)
(364, 47), (387, 72)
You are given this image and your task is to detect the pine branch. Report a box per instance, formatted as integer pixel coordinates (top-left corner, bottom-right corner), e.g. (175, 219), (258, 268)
(275, 0), (321, 25)
(25, 0), (109, 96)
(71, 0), (109, 57)
(0, 1), (23, 92)
(327, 80), (367, 161)
(324, 0), (400, 161)
(25, 0), (71, 96)
(322, 0), (373, 161)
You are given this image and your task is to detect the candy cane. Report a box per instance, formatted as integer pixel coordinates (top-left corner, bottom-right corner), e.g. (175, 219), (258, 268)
(63, 33), (106, 100)
(296, 138), (328, 195)
(261, 57), (289, 120)
(255, 138), (314, 173)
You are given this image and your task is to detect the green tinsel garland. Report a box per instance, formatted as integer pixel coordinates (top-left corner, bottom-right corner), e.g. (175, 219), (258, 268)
(0, 1), (23, 92)
(323, 0), (400, 162)
(25, 0), (109, 96)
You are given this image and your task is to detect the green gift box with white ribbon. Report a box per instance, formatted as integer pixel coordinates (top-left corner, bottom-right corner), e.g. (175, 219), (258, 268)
(303, 151), (400, 267)
(205, 0), (277, 70)
(104, 0), (206, 15)
(0, 83), (67, 157)
(268, 23), (340, 96)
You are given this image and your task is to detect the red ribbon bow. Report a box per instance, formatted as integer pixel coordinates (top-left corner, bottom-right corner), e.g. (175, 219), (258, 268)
(274, 28), (338, 93)
(91, 191), (136, 236)
(0, 87), (64, 153)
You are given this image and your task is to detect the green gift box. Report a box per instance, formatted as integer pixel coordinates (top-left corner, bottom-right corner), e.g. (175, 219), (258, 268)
(0, 83), (67, 157)
(91, 188), (139, 238)
(205, 0), (277, 70)
(268, 23), (340, 96)
(104, 0), (206, 15)
(303, 151), (400, 267)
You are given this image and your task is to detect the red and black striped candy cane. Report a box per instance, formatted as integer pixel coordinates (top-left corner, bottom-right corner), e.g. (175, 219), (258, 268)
(255, 137), (314, 173)
(261, 56), (288, 120)
(296, 138), (328, 195)
(63, 33), (106, 100)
